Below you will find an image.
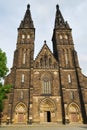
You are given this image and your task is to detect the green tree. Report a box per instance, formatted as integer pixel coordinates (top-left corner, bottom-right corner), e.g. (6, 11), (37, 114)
(0, 84), (11, 111)
(0, 49), (11, 124)
(0, 49), (8, 82)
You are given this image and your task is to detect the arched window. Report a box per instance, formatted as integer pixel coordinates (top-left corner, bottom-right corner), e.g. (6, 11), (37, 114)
(22, 34), (25, 39)
(65, 52), (68, 65)
(42, 77), (51, 95)
(21, 74), (25, 83)
(70, 91), (74, 100)
(20, 91), (24, 99)
(68, 74), (72, 83)
(23, 53), (26, 64)
(36, 62), (39, 68)
(44, 54), (48, 67)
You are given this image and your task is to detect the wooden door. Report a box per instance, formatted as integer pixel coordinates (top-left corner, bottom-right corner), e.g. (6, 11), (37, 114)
(70, 113), (78, 122)
(18, 113), (24, 123)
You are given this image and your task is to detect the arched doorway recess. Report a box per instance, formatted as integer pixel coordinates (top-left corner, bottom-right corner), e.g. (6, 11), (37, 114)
(68, 103), (81, 123)
(40, 98), (56, 123)
(14, 103), (27, 124)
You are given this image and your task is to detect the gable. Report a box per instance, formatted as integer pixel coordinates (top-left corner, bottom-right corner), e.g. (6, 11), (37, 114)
(34, 43), (58, 69)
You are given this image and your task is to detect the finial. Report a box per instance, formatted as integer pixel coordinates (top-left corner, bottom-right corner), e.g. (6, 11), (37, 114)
(56, 4), (59, 10)
(27, 4), (30, 10)
(44, 40), (46, 44)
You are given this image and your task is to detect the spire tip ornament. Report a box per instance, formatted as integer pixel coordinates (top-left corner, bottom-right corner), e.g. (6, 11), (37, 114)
(56, 4), (59, 10)
(27, 4), (30, 10)
(44, 40), (46, 44)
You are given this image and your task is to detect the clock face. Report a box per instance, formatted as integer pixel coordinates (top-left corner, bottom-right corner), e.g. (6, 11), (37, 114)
(59, 35), (63, 39)
(64, 35), (68, 39)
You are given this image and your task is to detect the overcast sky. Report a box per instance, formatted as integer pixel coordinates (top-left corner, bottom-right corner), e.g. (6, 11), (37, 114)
(0, 0), (87, 76)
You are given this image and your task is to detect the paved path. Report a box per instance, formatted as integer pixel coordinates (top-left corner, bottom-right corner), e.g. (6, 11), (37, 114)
(0, 124), (87, 130)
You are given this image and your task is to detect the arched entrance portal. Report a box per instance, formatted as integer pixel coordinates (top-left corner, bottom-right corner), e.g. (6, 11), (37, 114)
(68, 103), (81, 123)
(40, 98), (56, 123)
(14, 103), (27, 124)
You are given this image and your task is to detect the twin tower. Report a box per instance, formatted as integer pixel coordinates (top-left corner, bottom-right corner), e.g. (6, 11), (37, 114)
(3, 4), (87, 124)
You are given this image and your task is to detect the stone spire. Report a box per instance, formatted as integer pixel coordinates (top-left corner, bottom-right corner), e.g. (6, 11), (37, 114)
(55, 4), (70, 29)
(19, 4), (34, 29)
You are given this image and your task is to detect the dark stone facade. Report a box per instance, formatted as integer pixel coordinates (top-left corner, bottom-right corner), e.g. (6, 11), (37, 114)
(2, 4), (87, 124)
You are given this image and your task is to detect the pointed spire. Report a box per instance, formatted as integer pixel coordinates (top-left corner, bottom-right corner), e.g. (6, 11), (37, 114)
(19, 4), (34, 29)
(54, 4), (70, 29)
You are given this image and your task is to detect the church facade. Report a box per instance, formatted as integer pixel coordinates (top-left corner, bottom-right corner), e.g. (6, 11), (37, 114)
(2, 4), (87, 124)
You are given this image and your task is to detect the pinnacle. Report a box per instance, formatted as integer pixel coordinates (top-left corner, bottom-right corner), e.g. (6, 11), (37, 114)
(56, 4), (59, 10)
(27, 4), (30, 10)
(44, 40), (46, 44)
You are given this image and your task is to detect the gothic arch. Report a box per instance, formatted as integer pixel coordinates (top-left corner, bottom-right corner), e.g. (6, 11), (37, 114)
(39, 98), (57, 122)
(41, 72), (53, 81)
(13, 102), (27, 124)
(39, 98), (56, 112)
(15, 102), (27, 113)
(67, 102), (82, 123)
